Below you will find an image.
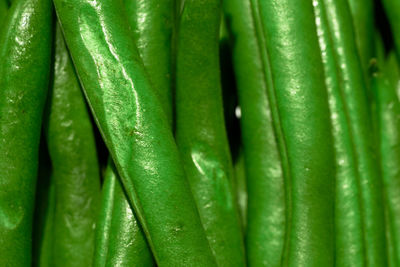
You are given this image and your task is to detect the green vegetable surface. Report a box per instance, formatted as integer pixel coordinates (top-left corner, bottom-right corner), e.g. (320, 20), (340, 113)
(1, 0), (399, 266)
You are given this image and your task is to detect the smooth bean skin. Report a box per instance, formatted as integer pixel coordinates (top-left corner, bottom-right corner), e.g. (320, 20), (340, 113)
(94, 1), (173, 265)
(224, 0), (285, 266)
(124, 0), (174, 124)
(321, 0), (386, 266)
(0, 0), (52, 265)
(313, 1), (365, 266)
(175, 0), (245, 265)
(253, 0), (335, 266)
(43, 24), (101, 267)
(53, 0), (216, 265)
(94, 159), (154, 267)
(373, 53), (400, 267)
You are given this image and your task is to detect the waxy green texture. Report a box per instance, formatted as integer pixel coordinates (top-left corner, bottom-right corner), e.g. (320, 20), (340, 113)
(94, 160), (154, 267)
(0, 0), (52, 265)
(224, 0), (285, 265)
(313, 1), (365, 265)
(373, 53), (400, 267)
(0, 0), (7, 23)
(43, 24), (101, 266)
(175, 0), (245, 265)
(53, 0), (216, 265)
(317, 0), (386, 266)
(124, 0), (174, 124)
(252, 0), (335, 265)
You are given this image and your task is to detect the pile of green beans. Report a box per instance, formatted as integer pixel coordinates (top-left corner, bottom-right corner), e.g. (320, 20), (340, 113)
(1, 0), (400, 266)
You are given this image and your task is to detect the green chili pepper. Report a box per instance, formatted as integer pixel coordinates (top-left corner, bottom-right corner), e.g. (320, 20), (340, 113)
(252, 0), (335, 265)
(124, 0), (174, 124)
(42, 23), (101, 266)
(94, 159), (154, 267)
(316, 0), (386, 266)
(53, 0), (216, 265)
(313, 1), (365, 266)
(0, 0), (52, 265)
(175, 0), (245, 266)
(223, 0), (285, 266)
(372, 52), (400, 267)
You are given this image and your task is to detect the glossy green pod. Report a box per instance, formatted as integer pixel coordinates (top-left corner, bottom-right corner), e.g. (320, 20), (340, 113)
(43, 23), (101, 266)
(53, 0), (216, 265)
(124, 0), (174, 124)
(0, 0), (52, 265)
(313, 1), (365, 266)
(223, 0), (285, 266)
(373, 52), (400, 267)
(347, 0), (374, 79)
(94, 159), (154, 267)
(318, 0), (386, 266)
(175, 0), (245, 265)
(253, 0), (335, 265)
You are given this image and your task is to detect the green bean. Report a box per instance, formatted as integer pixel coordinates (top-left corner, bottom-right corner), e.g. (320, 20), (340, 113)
(318, 0), (386, 265)
(43, 23), (101, 266)
(223, 0), (285, 265)
(313, 1), (365, 265)
(0, 0), (52, 265)
(124, 0), (174, 124)
(175, 0), (245, 265)
(253, 0), (335, 265)
(53, 0), (216, 265)
(94, 159), (154, 267)
(382, 0), (400, 62)
(372, 52), (400, 267)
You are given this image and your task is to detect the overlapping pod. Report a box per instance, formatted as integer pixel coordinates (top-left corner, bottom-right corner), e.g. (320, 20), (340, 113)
(313, 1), (365, 266)
(94, 1), (175, 264)
(313, 0), (386, 266)
(94, 160), (154, 267)
(228, 0), (335, 265)
(0, 0), (52, 265)
(372, 52), (400, 267)
(53, 0), (216, 265)
(223, 0), (285, 266)
(43, 24), (101, 266)
(175, 0), (245, 266)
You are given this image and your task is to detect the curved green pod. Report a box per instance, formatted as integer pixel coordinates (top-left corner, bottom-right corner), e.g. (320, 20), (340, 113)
(313, 1), (365, 266)
(175, 0), (245, 266)
(124, 0), (174, 124)
(223, 0), (285, 266)
(373, 52), (400, 267)
(43, 24), (101, 267)
(94, 159), (154, 267)
(53, 0), (216, 265)
(319, 0), (386, 266)
(0, 0), (52, 265)
(252, 0), (335, 266)
(347, 0), (374, 80)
